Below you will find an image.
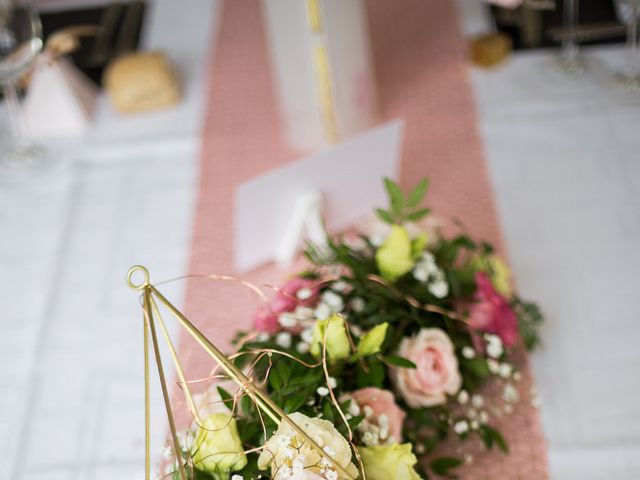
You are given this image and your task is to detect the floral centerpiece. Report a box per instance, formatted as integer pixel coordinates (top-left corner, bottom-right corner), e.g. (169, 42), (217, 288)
(167, 179), (544, 480)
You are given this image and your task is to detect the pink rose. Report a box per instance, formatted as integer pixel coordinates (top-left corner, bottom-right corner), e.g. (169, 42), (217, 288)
(391, 329), (462, 408)
(253, 277), (319, 333)
(469, 272), (518, 347)
(351, 388), (406, 443)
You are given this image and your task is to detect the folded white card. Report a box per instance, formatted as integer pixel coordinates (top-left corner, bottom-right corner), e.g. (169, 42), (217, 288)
(235, 119), (404, 272)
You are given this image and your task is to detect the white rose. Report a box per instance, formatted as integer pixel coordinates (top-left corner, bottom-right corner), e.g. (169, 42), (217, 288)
(258, 412), (358, 479)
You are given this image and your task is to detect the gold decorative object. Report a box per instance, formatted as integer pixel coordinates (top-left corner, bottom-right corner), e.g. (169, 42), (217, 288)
(126, 265), (356, 480)
(469, 33), (513, 68)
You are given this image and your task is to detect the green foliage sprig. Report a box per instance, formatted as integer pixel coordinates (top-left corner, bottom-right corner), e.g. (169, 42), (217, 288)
(376, 178), (430, 225)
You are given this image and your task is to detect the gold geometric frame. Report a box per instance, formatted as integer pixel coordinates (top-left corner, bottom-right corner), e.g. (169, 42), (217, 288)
(126, 265), (356, 480)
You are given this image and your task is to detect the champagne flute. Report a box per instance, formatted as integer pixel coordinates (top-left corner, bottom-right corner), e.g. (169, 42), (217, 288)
(614, 0), (640, 90)
(0, 0), (43, 164)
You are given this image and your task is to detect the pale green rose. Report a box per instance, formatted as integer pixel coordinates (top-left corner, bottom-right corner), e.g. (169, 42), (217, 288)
(360, 443), (422, 480)
(375, 225), (415, 282)
(356, 322), (389, 357)
(470, 254), (513, 298)
(310, 314), (351, 361)
(411, 232), (429, 259)
(191, 413), (247, 478)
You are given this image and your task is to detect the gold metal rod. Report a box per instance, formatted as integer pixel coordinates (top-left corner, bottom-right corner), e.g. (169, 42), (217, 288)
(144, 310), (150, 480)
(148, 294), (202, 424)
(149, 285), (356, 479)
(144, 288), (188, 480)
(149, 286), (279, 425)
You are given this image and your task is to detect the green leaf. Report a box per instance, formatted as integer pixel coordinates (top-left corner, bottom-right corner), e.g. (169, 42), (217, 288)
(486, 425), (509, 453)
(478, 425), (509, 454)
(240, 394), (253, 415)
(384, 177), (405, 212)
(462, 357), (491, 378)
(382, 354), (417, 369)
(375, 208), (394, 224)
(406, 207), (430, 222)
(430, 456), (463, 476)
(407, 178), (429, 207)
(284, 393), (308, 413)
(216, 386), (233, 407)
(356, 360), (385, 388)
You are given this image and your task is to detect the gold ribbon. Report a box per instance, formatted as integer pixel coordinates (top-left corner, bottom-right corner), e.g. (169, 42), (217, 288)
(307, 0), (338, 143)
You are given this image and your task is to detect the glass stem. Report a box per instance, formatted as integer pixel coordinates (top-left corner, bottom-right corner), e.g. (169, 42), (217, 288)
(562, 0), (579, 61)
(2, 82), (25, 140)
(626, 1), (640, 77)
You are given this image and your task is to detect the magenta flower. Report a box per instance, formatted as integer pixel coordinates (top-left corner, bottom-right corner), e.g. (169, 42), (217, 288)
(253, 304), (280, 334)
(469, 272), (519, 347)
(253, 277), (320, 334)
(271, 277), (319, 312)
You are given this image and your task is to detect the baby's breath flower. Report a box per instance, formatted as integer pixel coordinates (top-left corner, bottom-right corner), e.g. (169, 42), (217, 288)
(453, 420), (469, 435)
(428, 276), (449, 298)
(461, 346), (476, 359)
(275, 332), (292, 349)
(498, 363), (513, 378)
(321, 291), (344, 312)
(479, 411), (489, 424)
(487, 358), (500, 374)
(503, 384), (519, 403)
(471, 394), (484, 408)
(314, 303), (332, 320)
(350, 297), (366, 313)
(331, 281), (349, 292)
(317, 386), (330, 397)
(301, 327), (314, 343)
(278, 312), (298, 329)
(485, 334), (504, 358)
(296, 342), (310, 354)
(296, 287), (313, 300)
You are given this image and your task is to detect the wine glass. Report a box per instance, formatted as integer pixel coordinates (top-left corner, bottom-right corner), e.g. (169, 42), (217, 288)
(0, 0), (43, 165)
(555, 0), (586, 73)
(614, 0), (640, 90)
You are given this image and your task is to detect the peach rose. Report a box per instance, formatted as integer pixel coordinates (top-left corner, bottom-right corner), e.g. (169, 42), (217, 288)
(351, 387), (406, 443)
(391, 328), (462, 408)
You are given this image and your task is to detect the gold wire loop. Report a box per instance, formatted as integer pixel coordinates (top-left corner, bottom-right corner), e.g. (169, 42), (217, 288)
(127, 265), (150, 290)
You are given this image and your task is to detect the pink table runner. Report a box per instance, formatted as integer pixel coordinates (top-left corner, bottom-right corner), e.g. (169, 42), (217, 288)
(177, 1), (549, 477)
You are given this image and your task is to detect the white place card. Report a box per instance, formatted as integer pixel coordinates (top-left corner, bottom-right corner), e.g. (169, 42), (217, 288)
(235, 119), (404, 272)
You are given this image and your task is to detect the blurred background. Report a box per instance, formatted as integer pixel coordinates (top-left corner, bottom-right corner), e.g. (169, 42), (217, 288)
(0, 0), (639, 479)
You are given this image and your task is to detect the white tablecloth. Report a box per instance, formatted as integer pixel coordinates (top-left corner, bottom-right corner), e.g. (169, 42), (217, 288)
(1, 1), (639, 478)
(471, 46), (640, 480)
